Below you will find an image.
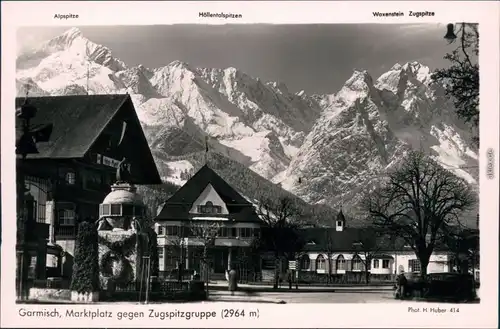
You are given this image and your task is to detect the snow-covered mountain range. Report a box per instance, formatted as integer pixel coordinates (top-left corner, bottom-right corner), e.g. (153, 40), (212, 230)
(16, 28), (479, 220)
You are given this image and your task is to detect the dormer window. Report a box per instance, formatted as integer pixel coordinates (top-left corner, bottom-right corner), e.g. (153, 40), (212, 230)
(198, 201), (222, 214)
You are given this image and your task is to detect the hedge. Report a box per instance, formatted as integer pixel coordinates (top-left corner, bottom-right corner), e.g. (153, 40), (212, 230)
(70, 221), (100, 293)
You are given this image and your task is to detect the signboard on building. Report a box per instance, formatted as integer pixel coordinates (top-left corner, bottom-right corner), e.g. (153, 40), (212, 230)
(96, 154), (121, 169)
(288, 260), (296, 270)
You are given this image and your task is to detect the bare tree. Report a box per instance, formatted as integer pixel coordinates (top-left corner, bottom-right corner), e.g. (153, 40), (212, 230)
(351, 227), (393, 283)
(363, 151), (476, 277)
(256, 196), (305, 289)
(324, 231), (335, 284)
(432, 23), (479, 144)
(189, 221), (222, 292)
(162, 235), (185, 281)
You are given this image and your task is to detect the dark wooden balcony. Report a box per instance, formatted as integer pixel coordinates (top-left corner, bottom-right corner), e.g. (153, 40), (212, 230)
(19, 221), (50, 242)
(54, 185), (107, 205)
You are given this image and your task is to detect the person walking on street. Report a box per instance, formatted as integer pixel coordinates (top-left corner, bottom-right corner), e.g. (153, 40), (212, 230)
(228, 268), (238, 296)
(397, 270), (407, 299)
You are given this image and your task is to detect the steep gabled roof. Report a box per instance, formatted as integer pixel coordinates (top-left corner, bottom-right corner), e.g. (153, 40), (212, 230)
(15, 94), (128, 159)
(156, 164), (258, 221)
(164, 164), (249, 205)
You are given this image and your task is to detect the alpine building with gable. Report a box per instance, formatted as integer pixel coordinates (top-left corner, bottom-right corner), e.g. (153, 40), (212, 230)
(155, 164), (261, 280)
(15, 94), (162, 281)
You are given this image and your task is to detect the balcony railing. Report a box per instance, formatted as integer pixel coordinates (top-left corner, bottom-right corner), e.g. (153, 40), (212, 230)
(55, 225), (76, 239)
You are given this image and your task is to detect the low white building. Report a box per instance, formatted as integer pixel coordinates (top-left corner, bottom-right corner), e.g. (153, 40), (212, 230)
(297, 211), (456, 280)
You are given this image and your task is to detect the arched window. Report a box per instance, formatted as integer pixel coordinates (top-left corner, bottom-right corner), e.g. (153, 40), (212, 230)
(316, 254), (326, 270)
(300, 254), (310, 270)
(336, 255), (346, 270)
(352, 254), (363, 271)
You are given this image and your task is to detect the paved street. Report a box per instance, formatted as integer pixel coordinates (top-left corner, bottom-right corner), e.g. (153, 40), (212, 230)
(205, 290), (400, 304)
(204, 286), (481, 304)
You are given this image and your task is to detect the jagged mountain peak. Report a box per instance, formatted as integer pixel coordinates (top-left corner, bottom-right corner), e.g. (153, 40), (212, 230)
(390, 61), (426, 72)
(376, 61), (432, 94)
(41, 27), (86, 52)
(16, 29), (478, 226)
(279, 60), (477, 220)
(36, 27), (84, 52)
(165, 60), (191, 70)
(266, 81), (289, 94)
(197, 65), (261, 87)
(17, 27), (127, 74)
(333, 69), (375, 106)
(62, 27), (82, 38)
(224, 66), (239, 74)
(346, 69), (373, 85)
(402, 61), (427, 72)
(50, 27), (83, 45)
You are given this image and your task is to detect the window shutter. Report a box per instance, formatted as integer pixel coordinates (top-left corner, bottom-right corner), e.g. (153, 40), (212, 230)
(347, 259), (352, 271)
(311, 258), (316, 271)
(325, 258), (330, 273)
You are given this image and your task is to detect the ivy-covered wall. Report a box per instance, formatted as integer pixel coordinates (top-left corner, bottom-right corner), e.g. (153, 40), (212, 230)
(98, 230), (138, 288)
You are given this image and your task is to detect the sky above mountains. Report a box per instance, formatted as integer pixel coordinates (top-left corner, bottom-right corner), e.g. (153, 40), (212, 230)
(17, 24), (454, 94)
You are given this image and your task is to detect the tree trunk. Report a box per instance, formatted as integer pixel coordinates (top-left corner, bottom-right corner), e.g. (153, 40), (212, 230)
(419, 256), (430, 278)
(273, 257), (280, 289)
(327, 255), (332, 284)
(203, 245), (209, 293)
(364, 257), (371, 284)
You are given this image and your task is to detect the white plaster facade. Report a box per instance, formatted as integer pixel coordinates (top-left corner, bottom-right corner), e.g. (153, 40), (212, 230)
(155, 185), (260, 273)
(189, 184), (229, 215)
(300, 251), (451, 275)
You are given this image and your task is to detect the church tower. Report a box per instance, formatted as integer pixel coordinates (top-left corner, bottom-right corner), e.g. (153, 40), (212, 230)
(336, 209), (346, 232)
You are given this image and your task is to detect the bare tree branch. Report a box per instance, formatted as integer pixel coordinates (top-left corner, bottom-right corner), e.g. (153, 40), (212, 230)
(255, 196), (305, 289)
(362, 151), (476, 276)
(432, 23), (479, 145)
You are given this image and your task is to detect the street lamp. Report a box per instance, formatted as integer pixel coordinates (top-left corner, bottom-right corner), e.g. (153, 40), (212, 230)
(16, 95), (53, 300)
(444, 23), (458, 42)
(178, 238), (186, 283)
